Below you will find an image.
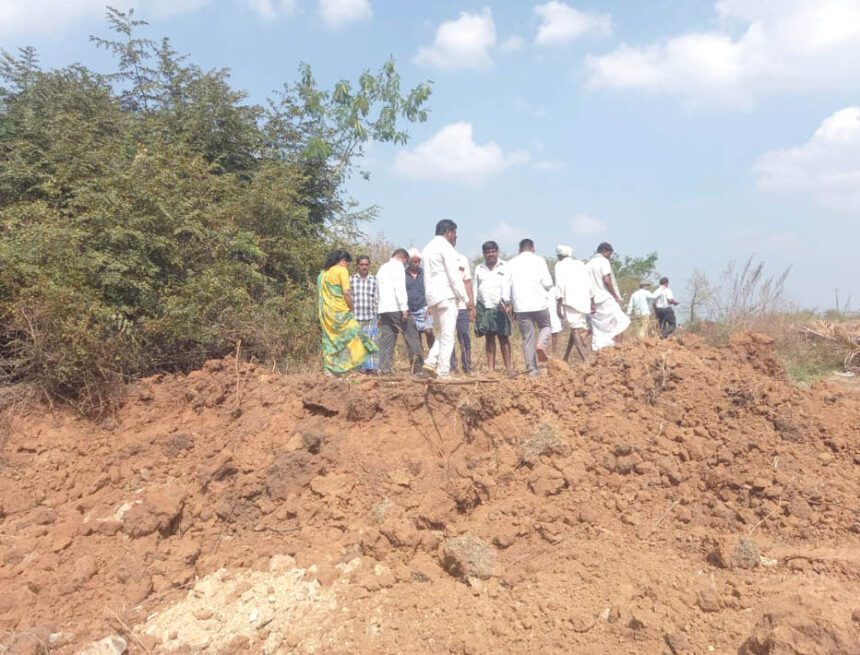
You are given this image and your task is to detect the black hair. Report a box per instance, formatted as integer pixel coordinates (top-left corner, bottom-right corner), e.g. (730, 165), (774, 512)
(323, 249), (352, 270)
(482, 240), (499, 252)
(519, 238), (534, 251)
(356, 254), (371, 265)
(435, 219), (458, 236)
(392, 248), (409, 259)
(596, 242), (614, 254)
(660, 276), (669, 285)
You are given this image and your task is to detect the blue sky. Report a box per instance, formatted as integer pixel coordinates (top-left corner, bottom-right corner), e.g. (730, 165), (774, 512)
(3, 0), (859, 310)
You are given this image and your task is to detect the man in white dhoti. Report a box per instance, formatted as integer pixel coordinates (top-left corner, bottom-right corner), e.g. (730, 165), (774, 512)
(586, 242), (630, 351)
(554, 245), (592, 362)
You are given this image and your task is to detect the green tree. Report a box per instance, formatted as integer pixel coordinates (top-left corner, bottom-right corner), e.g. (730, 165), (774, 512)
(0, 9), (430, 410)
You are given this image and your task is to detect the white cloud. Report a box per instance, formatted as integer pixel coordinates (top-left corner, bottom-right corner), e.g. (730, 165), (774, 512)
(0, 0), (208, 36)
(248, 0), (296, 20)
(500, 35), (525, 53)
(415, 8), (497, 71)
(586, 0), (860, 108)
(534, 1), (612, 46)
(570, 214), (607, 235)
(755, 106), (860, 212)
(393, 122), (529, 184)
(533, 159), (565, 171)
(318, 0), (372, 29)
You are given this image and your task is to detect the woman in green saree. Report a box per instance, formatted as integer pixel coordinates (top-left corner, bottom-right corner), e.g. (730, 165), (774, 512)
(317, 250), (378, 375)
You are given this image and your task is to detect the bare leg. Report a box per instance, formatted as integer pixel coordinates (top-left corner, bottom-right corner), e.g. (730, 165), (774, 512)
(563, 330), (576, 363)
(550, 333), (558, 356)
(499, 335), (513, 373)
(573, 329), (589, 362)
(485, 333), (497, 371)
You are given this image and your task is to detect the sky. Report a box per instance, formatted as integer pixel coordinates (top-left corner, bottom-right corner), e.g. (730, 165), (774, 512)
(2, 0), (859, 310)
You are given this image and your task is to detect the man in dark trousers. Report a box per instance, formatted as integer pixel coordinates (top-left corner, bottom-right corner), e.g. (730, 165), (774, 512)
(652, 276), (680, 338)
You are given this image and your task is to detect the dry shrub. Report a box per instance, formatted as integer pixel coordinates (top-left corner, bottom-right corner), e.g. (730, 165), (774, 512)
(686, 258), (855, 381)
(706, 256), (790, 341)
(520, 422), (568, 466)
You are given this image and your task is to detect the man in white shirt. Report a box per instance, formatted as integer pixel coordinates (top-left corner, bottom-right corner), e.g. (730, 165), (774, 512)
(652, 276), (680, 338)
(554, 245), (592, 363)
(376, 248), (423, 375)
(627, 281), (655, 339)
(586, 242), (630, 351)
(421, 220), (470, 378)
(502, 238), (553, 377)
(474, 240), (513, 375)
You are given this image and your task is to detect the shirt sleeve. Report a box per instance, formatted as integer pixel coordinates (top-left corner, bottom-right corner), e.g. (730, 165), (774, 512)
(626, 295), (634, 315)
(395, 266), (408, 312)
(501, 267), (512, 305)
(539, 259), (553, 290)
(444, 247), (468, 303)
(666, 288), (675, 302)
(461, 257), (472, 281)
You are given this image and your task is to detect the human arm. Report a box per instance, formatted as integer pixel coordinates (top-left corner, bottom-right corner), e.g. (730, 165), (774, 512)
(443, 247), (469, 306)
(667, 288), (679, 306)
(465, 278), (476, 320)
(540, 259), (553, 291)
(626, 294), (634, 316)
(394, 266), (409, 318)
(340, 269), (354, 311)
(500, 269), (513, 317)
(602, 273), (623, 304)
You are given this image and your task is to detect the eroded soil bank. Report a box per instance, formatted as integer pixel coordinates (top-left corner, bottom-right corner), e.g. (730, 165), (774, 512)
(2, 333), (859, 654)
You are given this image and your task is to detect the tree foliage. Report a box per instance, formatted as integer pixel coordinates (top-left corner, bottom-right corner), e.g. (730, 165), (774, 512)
(0, 9), (430, 410)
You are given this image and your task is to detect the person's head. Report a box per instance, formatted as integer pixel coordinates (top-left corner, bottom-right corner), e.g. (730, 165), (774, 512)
(482, 240), (499, 266)
(435, 219), (458, 246)
(556, 244), (572, 260)
(407, 247), (421, 272)
(356, 255), (371, 277)
(660, 276), (669, 286)
(323, 249), (352, 270)
(391, 248), (409, 265)
(519, 238), (535, 253)
(596, 242), (614, 259)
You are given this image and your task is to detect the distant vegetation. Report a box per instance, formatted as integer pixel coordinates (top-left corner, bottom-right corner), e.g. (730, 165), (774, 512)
(0, 9), (431, 410)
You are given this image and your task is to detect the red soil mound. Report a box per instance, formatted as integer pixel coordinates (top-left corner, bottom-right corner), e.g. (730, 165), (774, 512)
(1, 332), (859, 654)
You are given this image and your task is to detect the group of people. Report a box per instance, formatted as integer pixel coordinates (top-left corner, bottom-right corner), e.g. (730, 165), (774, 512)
(317, 219), (679, 378)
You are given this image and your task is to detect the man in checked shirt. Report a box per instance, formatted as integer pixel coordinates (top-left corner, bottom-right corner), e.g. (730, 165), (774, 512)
(349, 255), (379, 373)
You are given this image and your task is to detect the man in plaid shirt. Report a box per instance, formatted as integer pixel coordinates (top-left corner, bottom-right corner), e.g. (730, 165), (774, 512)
(350, 255), (379, 372)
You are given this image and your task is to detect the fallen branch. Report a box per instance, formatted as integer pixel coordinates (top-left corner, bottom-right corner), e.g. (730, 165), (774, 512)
(108, 609), (152, 654)
(748, 496), (782, 536)
(654, 500), (681, 528)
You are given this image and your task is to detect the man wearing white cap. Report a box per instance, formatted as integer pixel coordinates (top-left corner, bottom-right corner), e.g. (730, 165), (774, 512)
(406, 247), (435, 353)
(554, 244), (591, 362)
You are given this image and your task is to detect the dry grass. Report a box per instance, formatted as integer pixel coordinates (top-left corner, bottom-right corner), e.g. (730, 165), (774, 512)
(519, 422), (569, 466)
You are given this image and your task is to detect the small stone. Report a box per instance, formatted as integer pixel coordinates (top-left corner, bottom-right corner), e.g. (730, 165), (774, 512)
(665, 631), (692, 655)
(77, 635), (127, 655)
(709, 536), (760, 570)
